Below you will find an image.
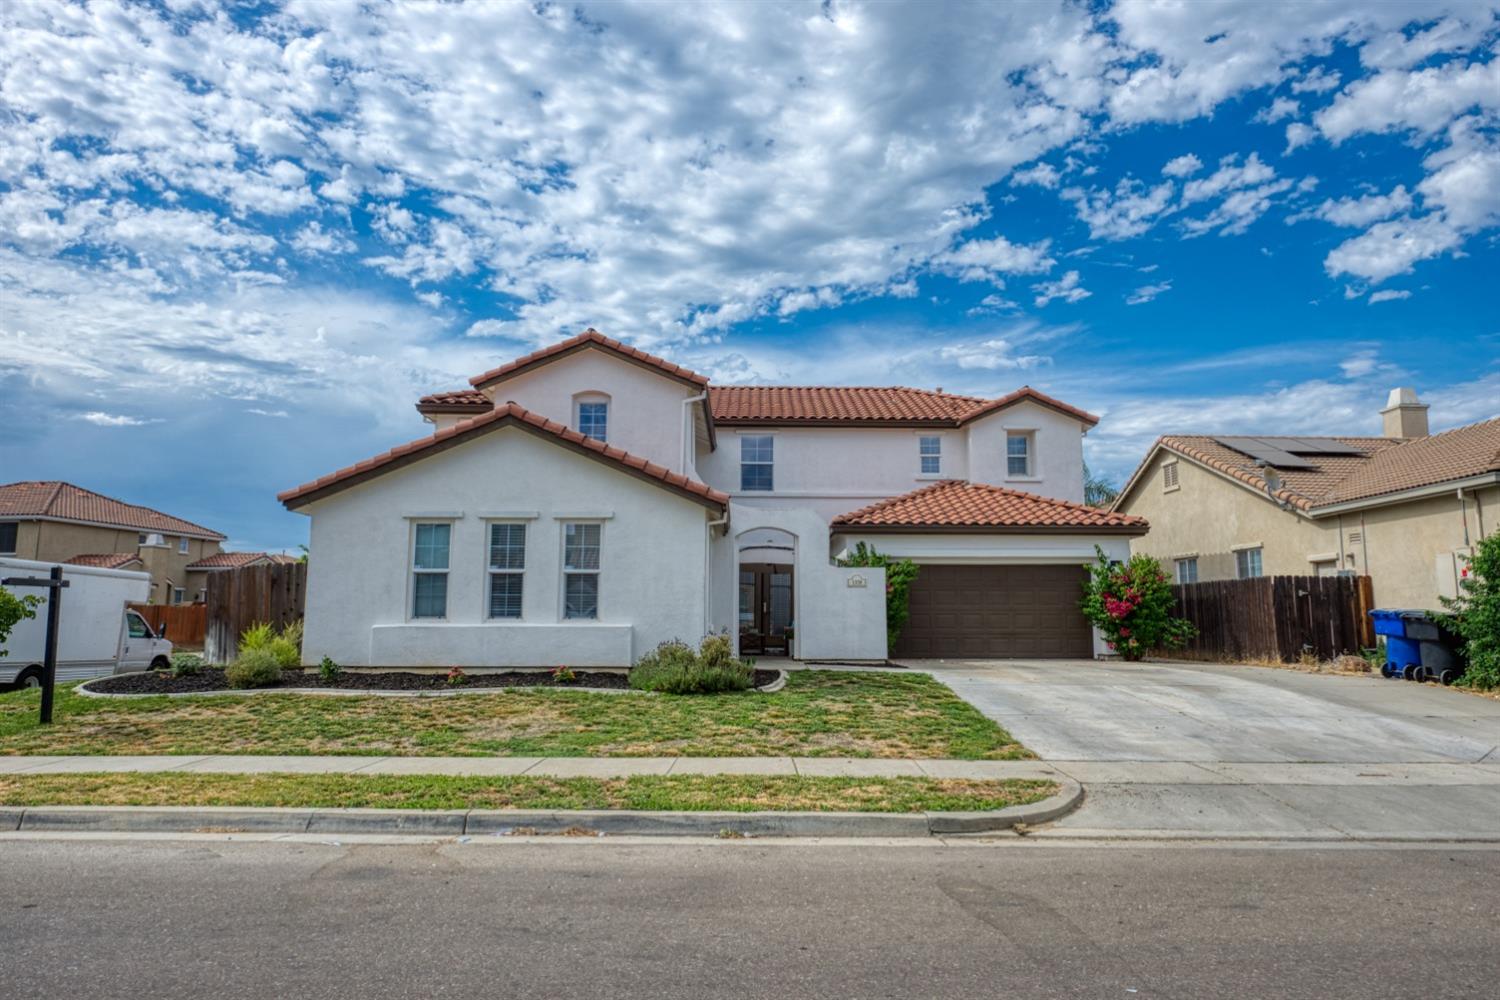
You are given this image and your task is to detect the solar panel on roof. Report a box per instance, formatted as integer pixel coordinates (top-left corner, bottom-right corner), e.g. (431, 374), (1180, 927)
(1213, 436), (1319, 469)
(1268, 437), (1368, 456)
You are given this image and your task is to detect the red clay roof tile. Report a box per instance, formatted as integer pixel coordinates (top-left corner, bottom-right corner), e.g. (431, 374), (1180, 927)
(63, 553), (146, 569)
(708, 384), (1099, 426)
(0, 481), (225, 539)
(280, 403), (728, 512)
(469, 328), (709, 390)
(186, 551), (288, 570)
(832, 480), (1148, 532)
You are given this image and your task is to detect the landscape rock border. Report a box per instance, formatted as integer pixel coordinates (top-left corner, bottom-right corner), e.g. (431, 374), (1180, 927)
(0, 779), (1081, 838)
(74, 668), (790, 700)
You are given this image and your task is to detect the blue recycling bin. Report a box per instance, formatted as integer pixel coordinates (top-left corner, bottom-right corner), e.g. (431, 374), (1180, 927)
(1368, 609), (1463, 683)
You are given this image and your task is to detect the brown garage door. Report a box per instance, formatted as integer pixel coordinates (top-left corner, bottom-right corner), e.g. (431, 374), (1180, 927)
(892, 564), (1093, 659)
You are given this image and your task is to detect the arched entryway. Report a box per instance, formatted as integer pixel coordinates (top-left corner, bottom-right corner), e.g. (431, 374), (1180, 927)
(735, 527), (796, 657)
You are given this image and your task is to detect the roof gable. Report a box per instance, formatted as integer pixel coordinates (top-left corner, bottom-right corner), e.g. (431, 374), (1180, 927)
(469, 329), (708, 392)
(280, 403), (728, 512)
(832, 480), (1147, 534)
(0, 481), (225, 539)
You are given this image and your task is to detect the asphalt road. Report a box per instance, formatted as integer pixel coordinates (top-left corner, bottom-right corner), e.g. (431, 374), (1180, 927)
(2, 837), (1497, 999)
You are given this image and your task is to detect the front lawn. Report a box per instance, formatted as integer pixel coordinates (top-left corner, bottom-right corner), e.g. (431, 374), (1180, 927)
(0, 670), (1029, 759)
(0, 773), (1055, 813)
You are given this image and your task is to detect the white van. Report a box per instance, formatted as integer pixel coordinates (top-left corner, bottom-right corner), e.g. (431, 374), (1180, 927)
(0, 557), (174, 688)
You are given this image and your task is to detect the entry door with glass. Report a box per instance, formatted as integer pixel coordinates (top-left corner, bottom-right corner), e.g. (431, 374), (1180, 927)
(738, 563), (793, 656)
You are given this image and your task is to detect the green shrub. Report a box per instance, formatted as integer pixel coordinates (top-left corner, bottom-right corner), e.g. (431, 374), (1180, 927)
(240, 621), (302, 669)
(629, 636), (754, 694)
(1440, 533), (1500, 690)
(1080, 547), (1195, 661)
(225, 647), (283, 689)
(318, 656), (341, 683)
(169, 652), (205, 677)
(0, 585), (42, 659)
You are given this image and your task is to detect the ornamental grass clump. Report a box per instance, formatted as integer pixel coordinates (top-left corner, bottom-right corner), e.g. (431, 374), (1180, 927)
(1080, 548), (1195, 661)
(239, 621), (303, 670)
(225, 647), (283, 689)
(629, 634), (754, 694)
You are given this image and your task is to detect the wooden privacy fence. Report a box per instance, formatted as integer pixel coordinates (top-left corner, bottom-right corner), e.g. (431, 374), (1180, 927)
(128, 604), (207, 647)
(1167, 575), (1375, 663)
(205, 562), (307, 664)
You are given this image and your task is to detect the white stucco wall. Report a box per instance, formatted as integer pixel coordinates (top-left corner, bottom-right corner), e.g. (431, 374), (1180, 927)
(479, 349), (700, 474)
(298, 425), (712, 667)
(964, 399), (1087, 503)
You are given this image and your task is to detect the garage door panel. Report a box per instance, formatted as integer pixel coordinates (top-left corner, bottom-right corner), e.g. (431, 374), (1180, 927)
(892, 564), (1092, 659)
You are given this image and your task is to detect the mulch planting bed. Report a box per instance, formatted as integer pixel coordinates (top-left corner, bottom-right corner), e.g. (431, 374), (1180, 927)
(84, 668), (782, 695)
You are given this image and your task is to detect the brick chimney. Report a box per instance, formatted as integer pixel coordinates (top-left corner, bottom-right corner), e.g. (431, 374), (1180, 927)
(1381, 387), (1429, 438)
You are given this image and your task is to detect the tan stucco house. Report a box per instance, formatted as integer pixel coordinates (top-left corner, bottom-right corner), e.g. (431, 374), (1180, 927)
(1112, 389), (1499, 611)
(0, 481), (227, 604)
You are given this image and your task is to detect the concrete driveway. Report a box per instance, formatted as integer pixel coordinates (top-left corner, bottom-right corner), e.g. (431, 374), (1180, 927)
(902, 658), (1500, 840)
(907, 657), (1500, 763)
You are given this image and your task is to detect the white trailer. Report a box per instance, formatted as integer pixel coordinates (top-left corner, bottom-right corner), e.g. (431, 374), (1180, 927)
(0, 557), (174, 687)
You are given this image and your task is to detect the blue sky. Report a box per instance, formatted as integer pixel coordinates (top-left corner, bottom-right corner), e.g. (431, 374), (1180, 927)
(2, 0), (1497, 553)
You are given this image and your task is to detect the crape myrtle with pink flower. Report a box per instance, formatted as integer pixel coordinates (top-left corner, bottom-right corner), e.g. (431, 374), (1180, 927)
(1080, 548), (1195, 661)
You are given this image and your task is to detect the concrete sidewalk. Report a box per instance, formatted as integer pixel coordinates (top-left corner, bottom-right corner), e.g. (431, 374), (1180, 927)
(2, 754), (1499, 785)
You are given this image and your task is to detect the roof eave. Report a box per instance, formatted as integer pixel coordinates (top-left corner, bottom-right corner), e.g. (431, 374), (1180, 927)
(1308, 470), (1500, 517)
(830, 523), (1149, 536)
(471, 339), (708, 392)
(0, 513), (226, 541)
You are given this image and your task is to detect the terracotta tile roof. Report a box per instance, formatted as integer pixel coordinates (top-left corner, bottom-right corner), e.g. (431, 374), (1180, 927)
(1120, 419), (1500, 513)
(416, 389), (490, 414)
(710, 386), (983, 423)
(64, 553), (145, 570)
(469, 328), (709, 390)
(0, 481), (225, 539)
(280, 403), (728, 512)
(709, 384), (1099, 427)
(1318, 417), (1500, 505)
(831, 480), (1149, 533)
(187, 551), (286, 570)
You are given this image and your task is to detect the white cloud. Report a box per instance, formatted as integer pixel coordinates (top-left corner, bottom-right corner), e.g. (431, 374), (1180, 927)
(1368, 289), (1412, 304)
(1181, 153), (1276, 204)
(1315, 56), (1500, 144)
(1161, 153), (1203, 178)
(1063, 178), (1175, 240)
(1284, 122), (1317, 153)
(1308, 185), (1413, 227)
(1033, 270), (1091, 307)
(1010, 162), (1061, 189)
(1324, 214), (1464, 283)
(1292, 66), (1341, 94)
(1254, 97), (1300, 124)
(1125, 281), (1172, 305)
(933, 235), (1056, 283)
(290, 222), (356, 256)
(938, 338), (1050, 370)
(76, 411), (159, 427)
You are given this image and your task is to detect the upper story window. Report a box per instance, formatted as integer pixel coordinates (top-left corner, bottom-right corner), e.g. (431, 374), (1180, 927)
(139, 532), (166, 548)
(919, 436), (942, 475)
(411, 522), (451, 619)
(740, 435), (774, 491)
(178, 537), (190, 554)
(487, 523), (526, 619)
(0, 522), (16, 555)
(1162, 461), (1180, 491)
(1236, 547), (1263, 580)
(573, 392), (610, 442)
(1006, 432), (1034, 477)
(563, 522), (602, 619)
(1176, 558), (1198, 584)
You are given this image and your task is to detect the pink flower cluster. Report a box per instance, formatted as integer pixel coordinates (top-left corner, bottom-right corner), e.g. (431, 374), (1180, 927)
(1103, 587), (1140, 620)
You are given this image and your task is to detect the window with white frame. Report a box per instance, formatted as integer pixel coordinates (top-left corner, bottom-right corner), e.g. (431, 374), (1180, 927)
(562, 522), (601, 619)
(178, 536), (190, 554)
(919, 435), (942, 475)
(411, 522), (451, 618)
(576, 399), (609, 442)
(1236, 547), (1263, 580)
(487, 523), (526, 619)
(1176, 558), (1198, 584)
(1163, 461), (1180, 491)
(172, 587), (186, 604)
(740, 435), (774, 491)
(1006, 432), (1033, 477)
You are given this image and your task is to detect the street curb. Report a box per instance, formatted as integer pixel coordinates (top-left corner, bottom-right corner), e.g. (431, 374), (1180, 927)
(2, 779), (1080, 838)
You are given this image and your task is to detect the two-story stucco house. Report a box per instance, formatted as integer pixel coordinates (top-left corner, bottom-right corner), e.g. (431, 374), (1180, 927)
(279, 329), (1146, 667)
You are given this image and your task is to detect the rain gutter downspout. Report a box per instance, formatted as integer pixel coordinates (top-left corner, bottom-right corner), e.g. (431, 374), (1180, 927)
(705, 509), (730, 639)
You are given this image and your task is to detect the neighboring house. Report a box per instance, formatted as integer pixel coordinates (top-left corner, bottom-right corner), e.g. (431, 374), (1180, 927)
(1112, 389), (1499, 611)
(1, 481), (226, 605)
(187, 551), (299, 572)
(280, 328), (1145, 667)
